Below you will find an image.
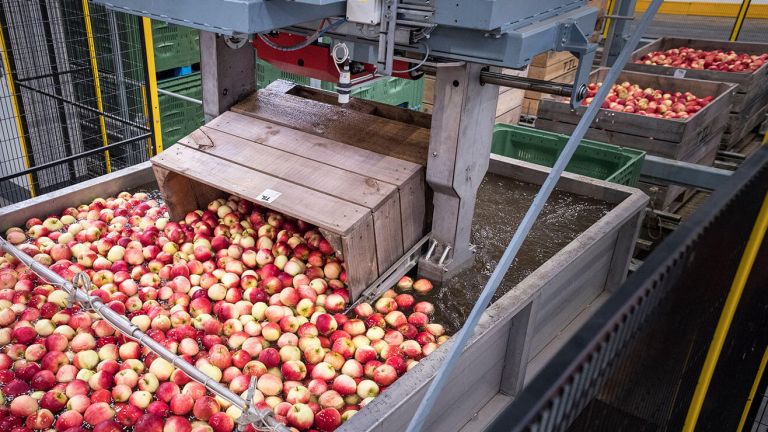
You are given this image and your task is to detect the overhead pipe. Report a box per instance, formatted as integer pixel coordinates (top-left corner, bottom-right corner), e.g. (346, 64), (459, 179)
(0, 236), (289, 432)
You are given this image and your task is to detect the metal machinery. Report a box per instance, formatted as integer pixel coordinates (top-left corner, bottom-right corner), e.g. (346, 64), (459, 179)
(94, 0), (599, 282)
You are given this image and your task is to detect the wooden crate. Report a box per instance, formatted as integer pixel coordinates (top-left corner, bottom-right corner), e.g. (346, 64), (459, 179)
(527, 52), (578, 81)
(536, 69), (736, 161)
(152, 88), (428, 300)
(627, 37), (768, 148)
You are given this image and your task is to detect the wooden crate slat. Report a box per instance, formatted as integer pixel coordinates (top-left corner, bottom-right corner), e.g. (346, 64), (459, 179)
(206, 112), (421, 185)
(152, 165), (226, 218)
(179, 127), (398, 211)
(152, 145), (370, 235)
(232, 91), (430, 165)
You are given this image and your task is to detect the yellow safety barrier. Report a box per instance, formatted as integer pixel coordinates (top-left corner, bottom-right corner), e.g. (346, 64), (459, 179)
(141, 17), (163, 155)
(82, 0), (112, 173)
(683, 191), (768, 431)
(0, 19), (36, 196)
(636, 0), (768, 19)
(737, 347), (768, 432)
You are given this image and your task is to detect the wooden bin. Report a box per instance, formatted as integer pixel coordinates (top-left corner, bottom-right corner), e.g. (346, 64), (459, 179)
(152, 86), (427, 300)
(627, 37), (768, 149)
(422, 68), (526, 124)
(536, 68), (736, 162)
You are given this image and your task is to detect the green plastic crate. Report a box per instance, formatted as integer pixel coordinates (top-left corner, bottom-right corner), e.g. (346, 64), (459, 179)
(491, 124), (645, 187)
(158, 73), (204, 149)
(152, 20), (200, 72)
(256, 60), (424, 109)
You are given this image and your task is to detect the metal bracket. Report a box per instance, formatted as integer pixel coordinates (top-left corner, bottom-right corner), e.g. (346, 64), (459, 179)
(555, 21), (597, 108)
(345, 233), (432, 313)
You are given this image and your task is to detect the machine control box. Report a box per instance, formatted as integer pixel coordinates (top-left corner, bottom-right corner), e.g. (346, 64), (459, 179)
(347, 0), (382, 24)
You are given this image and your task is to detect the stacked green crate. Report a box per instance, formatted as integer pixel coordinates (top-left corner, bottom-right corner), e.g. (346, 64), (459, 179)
(256, 59), (424, 110)
(152, 21), (200, 72)
(158, 73), (204, 149)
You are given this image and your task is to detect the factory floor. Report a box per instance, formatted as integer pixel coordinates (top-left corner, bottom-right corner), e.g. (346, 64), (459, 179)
(633, 13), (768, 42)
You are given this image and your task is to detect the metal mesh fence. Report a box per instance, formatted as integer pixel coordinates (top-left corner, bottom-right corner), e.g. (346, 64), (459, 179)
(0, 0), (152, 206)
(631, 2), (768, 42)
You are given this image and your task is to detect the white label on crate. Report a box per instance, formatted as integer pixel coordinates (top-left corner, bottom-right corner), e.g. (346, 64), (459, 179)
(256, 189), (281, 204)
(674, 69), (687, 78)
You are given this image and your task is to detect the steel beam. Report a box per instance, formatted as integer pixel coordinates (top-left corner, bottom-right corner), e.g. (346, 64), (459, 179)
(640, 155), (733, 191)
(418, 63), (499, 281)
(200, 32), (256, 121)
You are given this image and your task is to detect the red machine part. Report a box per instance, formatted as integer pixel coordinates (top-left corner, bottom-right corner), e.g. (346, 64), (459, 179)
(253, 32), (418, 84)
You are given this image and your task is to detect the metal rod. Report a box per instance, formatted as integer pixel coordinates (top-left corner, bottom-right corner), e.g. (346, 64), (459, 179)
(14, 82), (151, 132)
(0, 237), (289, 432)
(480, 70), (576, 97)
(15, 66), (90, 83)
(404, 0), (665, 430)
(140, 16), (164, 155)
(157, 88), (203, 105)
(0, 133), (151, 183)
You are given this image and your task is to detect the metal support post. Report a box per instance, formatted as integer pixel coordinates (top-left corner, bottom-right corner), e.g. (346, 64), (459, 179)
(140, 17), (163, 155)
(82, 0), (112, 173)
(0, 6), (37, 196)
(200, 31), (255, 121)
(602, 0), (638, 67)
(730, 0), (753, 41)
(418, 63), (499, 282)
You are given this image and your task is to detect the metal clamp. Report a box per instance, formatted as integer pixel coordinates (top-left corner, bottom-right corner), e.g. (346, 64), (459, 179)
(71, 272), (94, 310)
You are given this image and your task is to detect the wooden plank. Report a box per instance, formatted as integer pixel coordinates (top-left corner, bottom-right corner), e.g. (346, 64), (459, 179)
(495, 88), (524, 117)
(499, 301), (536, 396)
(285, 84), (433, 129)
(341, 217), (378, 300)
(231, 91), (431, 165)
(206, 112), (422, 185)
(179, 127), (398, 211)
(495, 105), (521, 125)
(399, 171), (427, 250)
(371, 192), (404, 271)
(151, 145), (370, 234)
(530, 50), (576, 68)
(527, 55), (578, 81)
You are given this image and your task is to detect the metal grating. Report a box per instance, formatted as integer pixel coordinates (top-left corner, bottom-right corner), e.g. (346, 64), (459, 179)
(0, 0), (152, 206)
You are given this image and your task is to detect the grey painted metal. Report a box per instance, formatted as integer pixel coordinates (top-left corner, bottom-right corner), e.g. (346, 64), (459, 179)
(418, 63), (499, 281)
(416, 7), (597, 69)
(157, 88), (203, 105)
(433, 0), (585, 31)
(339, 156), (648, 432)
(93, 0), (345, 35)
(555, 21), (596, 108)
(201, 32), (256, 121)
(602, 0), (638, 66)
(640, 155), (733, 190)
(406, 1), (662, 429)
(345, 232), (432, 314)
(0, 237), (289, 432)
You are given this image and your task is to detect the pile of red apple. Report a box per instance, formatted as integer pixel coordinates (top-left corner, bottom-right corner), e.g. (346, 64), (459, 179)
(0, 192), (447, 432)
(636, 47), (767, 72)
(580, 81), (714, 119)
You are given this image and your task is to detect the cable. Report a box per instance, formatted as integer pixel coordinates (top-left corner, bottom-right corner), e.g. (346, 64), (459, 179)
(391, 43), (430, 73)
(257, 18), (346, 52)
